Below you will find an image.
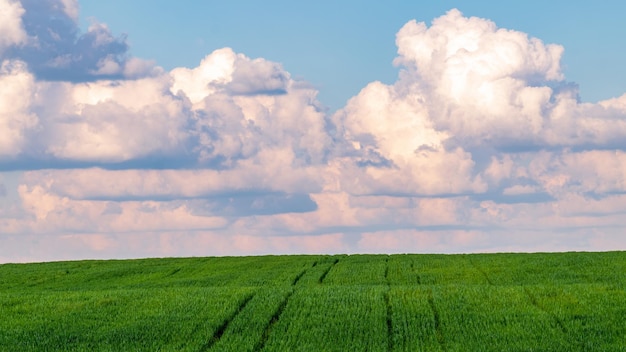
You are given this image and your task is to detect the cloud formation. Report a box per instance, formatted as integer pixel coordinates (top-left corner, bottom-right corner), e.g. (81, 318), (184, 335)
(2, 0), (156, 81)
(1, 4), (626, 263)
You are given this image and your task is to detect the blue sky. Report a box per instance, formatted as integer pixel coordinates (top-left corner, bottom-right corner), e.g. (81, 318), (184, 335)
(1, 0), (626, 263)
(78, 1), (626, 111)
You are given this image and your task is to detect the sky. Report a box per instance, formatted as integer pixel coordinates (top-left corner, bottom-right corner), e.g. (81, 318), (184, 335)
(1, 0), (626, 263)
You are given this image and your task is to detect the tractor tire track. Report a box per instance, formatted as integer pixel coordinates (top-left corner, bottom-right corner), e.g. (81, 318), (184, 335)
(318, 258), (339, 284)
(384, 257), (393, 352)
(253, 259), (319, 351)
(291, 269), (307, 286)
(411, 261), (422, 285)
(253, 289), (294, 352)
(466, 256), (493, 285)
(427, 289), (446, 351)
(200, 293), (255, 351)
(523, 287), (568, 335)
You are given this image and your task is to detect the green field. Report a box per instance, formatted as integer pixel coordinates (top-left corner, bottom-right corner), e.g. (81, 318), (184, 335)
(1, 252), (625, 351)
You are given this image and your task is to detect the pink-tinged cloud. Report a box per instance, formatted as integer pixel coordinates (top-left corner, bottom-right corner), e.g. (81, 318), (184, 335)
(0, 0), (27, 53)
(1, 47), (329, 168)
(1, 3), (626, 263)
(0, 60), (37, 157)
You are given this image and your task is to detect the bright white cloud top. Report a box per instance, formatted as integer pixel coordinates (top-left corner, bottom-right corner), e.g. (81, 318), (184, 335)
(1, 1), (626, 263)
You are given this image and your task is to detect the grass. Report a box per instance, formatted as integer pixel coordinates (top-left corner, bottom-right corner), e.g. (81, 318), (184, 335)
(0, 252), (625, 351)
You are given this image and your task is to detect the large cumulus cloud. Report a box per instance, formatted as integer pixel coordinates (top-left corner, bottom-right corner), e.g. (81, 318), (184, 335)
(0, 47), (330, 170)
(1, 4), (626, 263)
(2, 0), (155, 81)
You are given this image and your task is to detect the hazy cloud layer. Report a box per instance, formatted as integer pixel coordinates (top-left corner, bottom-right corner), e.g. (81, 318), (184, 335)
(1, 4), (626, 262)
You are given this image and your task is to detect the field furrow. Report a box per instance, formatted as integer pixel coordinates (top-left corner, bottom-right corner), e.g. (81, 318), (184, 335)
(318, 257), (340, 284)
(261, 286), (388, 351)
(1, 252), (625, 351)
(200, 293), (255, 351)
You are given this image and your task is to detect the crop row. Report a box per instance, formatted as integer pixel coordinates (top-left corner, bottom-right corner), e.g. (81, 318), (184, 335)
(2, 252), (625, 290)
(1, 252), (625, 350)
(0, 287), (255, 351)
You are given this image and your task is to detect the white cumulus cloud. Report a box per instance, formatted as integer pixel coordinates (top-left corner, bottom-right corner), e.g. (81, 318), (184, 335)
(0, 60), (38, 157)
(2, 4), (626, 262)
(0, 0), (27, 53)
